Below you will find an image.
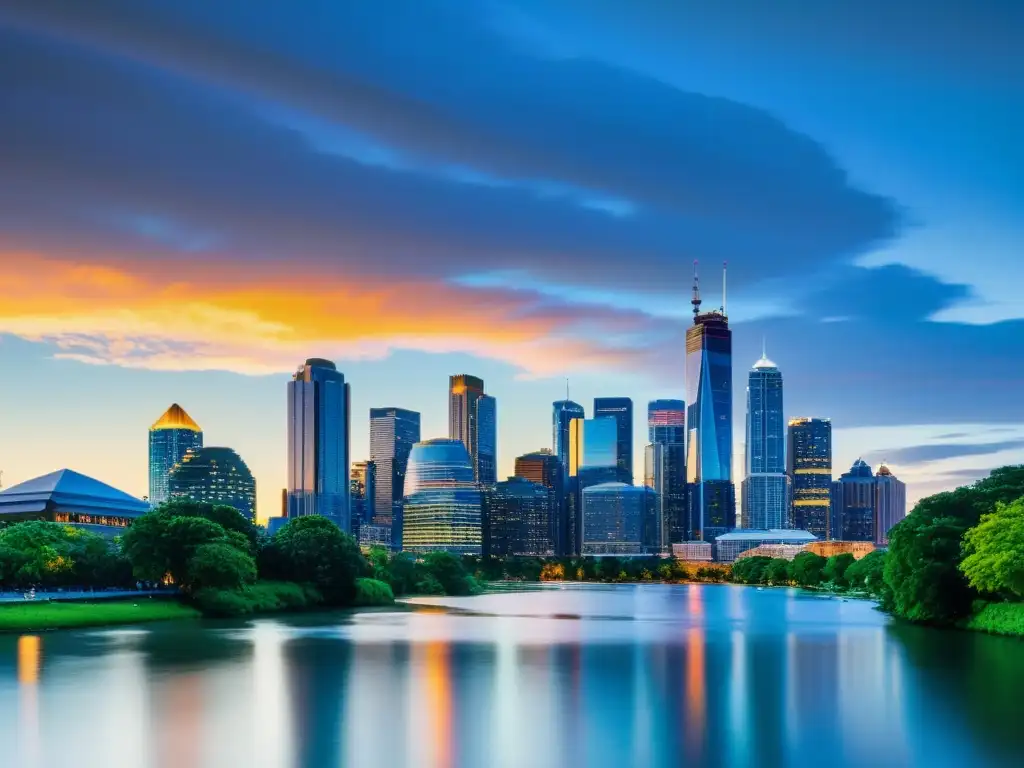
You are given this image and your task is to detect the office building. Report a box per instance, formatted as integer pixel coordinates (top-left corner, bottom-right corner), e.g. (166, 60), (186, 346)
(787, 417), (832, 538)
(831, 459), (876, 542)
(644, 443), (666, 551)
(168, 446), (257, 521)
(566, 416), (620, 554)
(742, 352), (788, 530)
(475, 394), (497, 485)
(647, 400), (688, 544)
(483, 476), (553, 556)
(714, 529), (818, 564)
(369, 407), (421, 548)
(805, 540), (876, 560)
(874, 464), (907, 546)
(148, 403), (203, 506)
(514, 450), (565, 554)
(350, 460), (376, 531)
(287, 358), (350, 532)
(581, 483), (655, 556)
(449, 374), (484, 475)
(685, 265), (735, 540)
(402, 439), (482, 555)
(594, 397), (634, 484)
(552, 399), (585, 476)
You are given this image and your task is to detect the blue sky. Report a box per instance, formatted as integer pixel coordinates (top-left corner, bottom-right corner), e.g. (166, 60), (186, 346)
(0, 0), (1021, 518)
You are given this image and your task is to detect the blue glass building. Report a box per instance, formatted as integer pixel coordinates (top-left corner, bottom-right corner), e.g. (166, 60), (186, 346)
(647, 399), (687, 544)
(402, 439), (482, 555)
(742, 353), (788, 530)
(168, 446), (257, 521)
(475, 394), (497, 486)
(552, 400), (585, 478)
(483, 476), (553, 556)
(287, 358), (351, 532)
(369, 407), (421, 548)
(581, 482), (655, 555)
(685, 270), (735, 540)
(565, 416), (620, 554)
(830, 459), (875, 542)
(594, 397), (633, 484)
(148, 403), (203, 506)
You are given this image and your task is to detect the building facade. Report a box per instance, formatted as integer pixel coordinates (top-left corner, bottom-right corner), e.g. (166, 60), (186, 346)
(831, 459), (876, 542)
(581, 483), (654, 555)
(552, 399), (585, 477)
(148, 403), (203, 506)
(874, 464), (907, 546)
(350, 460), (376, 536)
(449, 374), (485, 476)
(475, 394), (497, 486)
(402, 439), (482, 555)
(168, 446), (257, 521)
(287, 358), (350, 532)
(742, 353), (788, 530)
(647, 400), (688, 544)
(714, 529), (818, 563)
(787, 417), (832, 539)
(593, 397), (634, 484)
(685, 269), (735, 540)
(514, 450), (565, 554)
(483, 476), (553, 556)
(566, 417), (620, 554)
(369, 407), (421, 548)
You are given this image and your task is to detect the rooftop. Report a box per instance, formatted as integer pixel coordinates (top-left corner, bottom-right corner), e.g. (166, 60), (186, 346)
(715, 529), (818, 542)
(150, 403), (201, 432)
(0, 469), (151, 517)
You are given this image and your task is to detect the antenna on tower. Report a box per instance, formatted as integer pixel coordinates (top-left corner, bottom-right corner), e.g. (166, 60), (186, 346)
(721, 261), (728, 315)
(565, 377), (570, 402)
(762, 335), (766, 359)
(691, 260), (702, 318)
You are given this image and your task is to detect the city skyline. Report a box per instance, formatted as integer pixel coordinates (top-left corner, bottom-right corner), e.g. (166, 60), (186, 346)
(2, 2), (1022, 520)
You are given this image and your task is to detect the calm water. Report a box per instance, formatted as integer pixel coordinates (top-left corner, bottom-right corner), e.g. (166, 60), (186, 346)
(1, 584), (1022, 768)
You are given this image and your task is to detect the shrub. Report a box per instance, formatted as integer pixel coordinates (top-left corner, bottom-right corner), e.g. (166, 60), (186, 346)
(269, 517), (367, 605)
(191, 580), (322, 617)
(353, 578), (395, 606)
(187, 543), (257, 591)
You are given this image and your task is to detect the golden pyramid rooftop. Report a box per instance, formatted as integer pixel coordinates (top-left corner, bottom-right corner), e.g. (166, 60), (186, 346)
(151, 403), (202, 432)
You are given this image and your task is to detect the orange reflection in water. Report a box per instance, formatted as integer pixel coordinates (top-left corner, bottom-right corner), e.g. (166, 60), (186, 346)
(425, 642), (453, 768)
(685, 628), (706, 759)
(156, 675), (202, 768)
(18, 635), (41, 684)
(18, 635), (42, 768)
(687, 584), (704, 617)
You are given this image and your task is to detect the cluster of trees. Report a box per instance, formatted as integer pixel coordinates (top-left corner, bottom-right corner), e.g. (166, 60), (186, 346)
(0, 521), (132, 590)
(366, 548), (480, 597)
(462, 555), (729, 585)
(730, 549), (887, 595)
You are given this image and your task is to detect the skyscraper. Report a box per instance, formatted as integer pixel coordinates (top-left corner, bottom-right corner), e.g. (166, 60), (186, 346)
(168, 446), (256, 521)
(148, 403), (203, 506)
(581, 483), (654, 555)
(402, 439), (482, 555)
(514, 450), (563, 554)
(350, 460), (376, 530)
(874, 464), (907, 546)
(647, 399), (687, 543)
(369, 407), (421, 548)
(483, 476), (553, 556)
(685, 265), (735, 540)
(566, 417), (619, 554)
(830, 459), (875, 541)
(594, 397), (633, 484)
(742, 352), (788, 530)
(643, 443), (666, 550)
(552, 400), (585, 475)
(287, 358), (350, 532)
(449, 373), (484, 471)
(475, 394), (497, 485)
(787, 417), (832, 538)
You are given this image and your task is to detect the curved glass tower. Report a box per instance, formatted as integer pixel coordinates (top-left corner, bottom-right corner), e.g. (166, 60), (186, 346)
(168, 446), (257, 521)
(402, 439), (482, 554)
(742, 353), (788, 529)
(148, 403), (203, 506)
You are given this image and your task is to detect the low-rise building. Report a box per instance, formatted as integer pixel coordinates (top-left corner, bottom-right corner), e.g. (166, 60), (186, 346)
(671, 541), (713, 562)
(734, 543), (807, 562)
(714, 529), (818, 563)
(805, 540), (875, 560)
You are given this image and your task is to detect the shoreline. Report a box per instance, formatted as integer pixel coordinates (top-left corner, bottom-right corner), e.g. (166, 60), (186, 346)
(0, 598), (200, 633)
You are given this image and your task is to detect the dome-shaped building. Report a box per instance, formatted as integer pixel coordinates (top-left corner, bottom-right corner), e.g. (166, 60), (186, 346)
(168, 446), (257, 521)
(402, 439), (481, 555)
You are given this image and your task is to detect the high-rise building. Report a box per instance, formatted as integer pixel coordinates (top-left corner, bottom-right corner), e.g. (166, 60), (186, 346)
(148, 404), (203, 506)
(647, 400), (687, 543)
(565, 417), (619, 554)
(287, 358), (350, 532)
(581, 482), (655, 555)
(643, 443), (666, 550)
(449, 373), (484, 471)
(369, 407), (421, 548)
(552, 399), (585, 477)
(483, 476), (553, 556)
(830, 459), (875, 542)
(475, 394), (497, 486)
(402, 439), (482, 555)
(874, 464), (907, 546)
(168, 446), (256, 521)
(742, 352), (788, 530)
(594, 398), (633, 484)
(685, 266), (735, 540)
(787, 417), (832, 538)
(514, 450), (564, 554)
(350, 460), (376, 529)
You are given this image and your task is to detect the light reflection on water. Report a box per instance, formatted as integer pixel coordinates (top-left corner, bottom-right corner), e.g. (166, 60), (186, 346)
(1, 584), (1022, 768)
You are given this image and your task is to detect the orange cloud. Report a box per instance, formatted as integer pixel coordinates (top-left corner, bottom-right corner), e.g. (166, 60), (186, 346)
(0, 254), (652, 376)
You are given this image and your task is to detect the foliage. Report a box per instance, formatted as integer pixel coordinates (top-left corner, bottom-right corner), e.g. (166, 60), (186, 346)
(823, 553), (856, 587)
(765, 558), (791, 586)
(267, 516), (367, 605)
(192, 580), (322, 618)
(695, 566), (726, 582)
(413, 572), (445, 595)
(0, 599), (199, 632)
(965, 601), (1024, 638)
(844, 550), (887, 595)
(0, 521), (130, 589)
(154, 499), (260, 549)
(353, 578), (395, 606)
(960, 498), (1024, 599)
(419, 552), (479, 596)
(731, 556), (772, 585)
(788, 551), (827, 587)
(187, 542), (257, 591)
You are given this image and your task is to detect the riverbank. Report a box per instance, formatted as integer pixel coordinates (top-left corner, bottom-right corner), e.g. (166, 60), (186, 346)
(965, 602), (1024, 638)
(0, 598), (200, 632)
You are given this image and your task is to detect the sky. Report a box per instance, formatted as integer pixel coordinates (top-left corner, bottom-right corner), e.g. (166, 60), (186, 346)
(0, 0), (1022, 521)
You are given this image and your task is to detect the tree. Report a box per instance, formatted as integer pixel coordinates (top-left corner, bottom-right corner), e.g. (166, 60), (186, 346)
(844, 550), (887, 595)
(419, 552), (479, 596)
(788, 552), (827, 587)
(155, 499), (260, 549)
(271, 516), (367, 605)
(121, 512), (229, 585)
(765, 558), (791, 585)
(823, 553), (856, 587)
(961, 498), (1024, 599)
(732, 556), (771, 585)
(187, 542), (257, 591)
(0, 521), (123, 588)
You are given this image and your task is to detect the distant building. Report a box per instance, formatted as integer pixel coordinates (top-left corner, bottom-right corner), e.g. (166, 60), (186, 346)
(831, 459), (876, 542)
(567, 416), (620, 554)
(805, 540), (875, 560)
(514, 450), (565, 555)
(402, 439), (482, 555)
(581, 482), (655, 556)
(714, 529), (818, 563)
(874, 464), (907, 546)
(734, 544), (807, 562)
(449, 374), (489, 482)
(0, 469), (151, 536)
(594, 397), (634, 484)
(168, 446), (257, 521)
(475, 394), (497, 486)
(350, 460), (376, 537)
(483, 476), (553, 556)
(787, 417), (832, 539)
(369, 407), (421, 549)
(685, 266), (735, 540)
(647, 400), (687, 544)
(552, 400), (585, 476)
(672, 542), (713, 562)
(742, 352), (788, 530)
(148, 403), (203, 506)
(287, 358), (350, 531)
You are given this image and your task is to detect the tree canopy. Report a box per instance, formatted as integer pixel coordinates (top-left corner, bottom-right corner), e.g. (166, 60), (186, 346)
(265, 516), (367, 605)
(960, 498), (1024, 600)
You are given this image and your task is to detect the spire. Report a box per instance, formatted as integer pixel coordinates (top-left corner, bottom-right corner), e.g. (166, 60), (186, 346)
(762, 336), (767, 359)
(691, 260), (702, 318)
(566, 377), (570, 402)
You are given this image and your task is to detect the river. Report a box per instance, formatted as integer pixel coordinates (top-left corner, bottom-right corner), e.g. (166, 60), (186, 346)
(0, 583), (1021, 768)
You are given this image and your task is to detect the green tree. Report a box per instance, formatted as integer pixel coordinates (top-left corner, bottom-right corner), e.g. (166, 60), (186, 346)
(823, 553), (856, 587)
(187, 542), (257, 591)
(155, 499), (260, 548)
(765, 558), (791, 585)
(121, 512), (229, 585)
(271, 516), (367, 605)
(420, 552), (479, 596)
(844, 550), (887, 595)
(960, 498), (1024, 599)
(788, 551), (827, 587)
(0, 521), (123, 588)
(383, 553), (418, 596)
(732, 556), (771, 584)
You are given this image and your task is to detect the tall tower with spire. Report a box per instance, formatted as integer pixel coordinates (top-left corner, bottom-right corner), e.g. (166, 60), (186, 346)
(742, 347), (788, 529)
(149, 403), (203, 506)
(685, 262), (735, 540)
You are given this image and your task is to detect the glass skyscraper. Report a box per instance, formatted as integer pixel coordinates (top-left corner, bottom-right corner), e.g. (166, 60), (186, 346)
(647, 399), (687, 543)
(449, 373), (484, 472)
(475, 394), (497, 486)
(566, 417), (619, 555)
(483, 476), (553, 556)
(787, 417), (832, 538)
(350, 459), (376, 531)
(830, 459), (875, 541)
(148, 403), (203, 506)
(742, 353), (788, 530)
(874, 465), (907, 546)
(402, 438), (482, 555)
(369, 407), (421, 548)
(552, 399), (585, 476)
(685, 271), (735, 540)
(594, 397), (633, 484)
(514, 450), (564, 555)
(581, 483), (654, 555)
(168, 446), (256, 521)
(287, 358), (350, 532)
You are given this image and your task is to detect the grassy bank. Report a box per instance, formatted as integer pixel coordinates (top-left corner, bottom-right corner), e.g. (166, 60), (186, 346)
(965, 602), (1024, 638)
(0, 599), (200, 632)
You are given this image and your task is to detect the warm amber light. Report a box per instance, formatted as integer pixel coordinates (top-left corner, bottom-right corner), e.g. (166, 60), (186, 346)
(150, 403), (202, 432)
(18, 635), (41, 684)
